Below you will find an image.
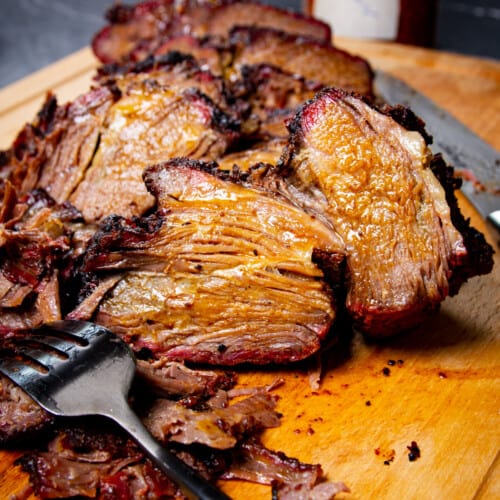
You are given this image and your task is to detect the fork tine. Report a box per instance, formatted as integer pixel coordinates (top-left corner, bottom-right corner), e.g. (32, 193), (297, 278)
(11, 343), (68, 370)
(0, 358), (60, 414)
(45, 320), (107, 344)
(25, 334), (84, 356)
(0, 357), (47, 386)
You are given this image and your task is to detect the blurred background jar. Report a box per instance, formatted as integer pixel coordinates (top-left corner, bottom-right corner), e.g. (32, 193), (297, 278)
(304, 0), (438, 47)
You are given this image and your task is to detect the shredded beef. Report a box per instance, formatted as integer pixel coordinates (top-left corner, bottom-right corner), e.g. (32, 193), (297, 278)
(144, 392), (280, 448)
(223, 438), (350, 500)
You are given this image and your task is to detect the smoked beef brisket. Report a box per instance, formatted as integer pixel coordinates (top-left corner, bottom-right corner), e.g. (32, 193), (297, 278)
(0, 85), (493, 343)
(217, 137), (287, 171)
(0, 1), (495, 497)
(92, 0), (332, 65)
(69, 160), (343, 365)
(0, 373), (54, 443)
(69, 85), (237, 222)
(227, 63), (324, 139)
(0, 189), (86, 333)
(2, 354), (347, 499)
(229, 27), (373, 98)
(279, 88), (494, 336)
(90, 0), (374, 102)
(0, 0), (492, 348)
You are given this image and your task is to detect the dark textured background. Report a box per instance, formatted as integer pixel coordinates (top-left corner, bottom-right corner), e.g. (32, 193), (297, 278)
(0, 0), (499, 88)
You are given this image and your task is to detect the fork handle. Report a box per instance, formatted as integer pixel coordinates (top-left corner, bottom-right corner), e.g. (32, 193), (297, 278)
(109, 403), (231, 500)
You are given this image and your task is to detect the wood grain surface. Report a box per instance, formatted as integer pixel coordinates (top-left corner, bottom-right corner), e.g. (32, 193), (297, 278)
(0, 38), (499, 500)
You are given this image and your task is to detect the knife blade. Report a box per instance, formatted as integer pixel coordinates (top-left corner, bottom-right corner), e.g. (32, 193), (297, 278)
(374, 70), (500, 241)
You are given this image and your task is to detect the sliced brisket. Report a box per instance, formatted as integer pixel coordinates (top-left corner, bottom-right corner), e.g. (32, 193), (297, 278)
(10, 379), (348, 499)
(95, 52), (231, 114)
(1, 89), (113, 204)
(1, 64), (240, 225)
(17, 425), (182, 499)
(0, 352), (234, 444)
(154, 35), (227, 76)
(91, 0), (332, 65)
(91, 0), (178, 64)
(9, 366), (347, 499)
(0, 3), (495, 496)
(72, 159), (343, 365)
(228, 63), (324, 138)
(232, 64), (323, 114)
(229, 27), (373, 98)
(69, 83), (238, 222)
(217, 138), (287, 172)
(191, 0), (332, 42)
(144, 391), (280, 449)
(136, 359), (236, 402)
(0, 373), (53, 444)
(280, 88), (494, 335)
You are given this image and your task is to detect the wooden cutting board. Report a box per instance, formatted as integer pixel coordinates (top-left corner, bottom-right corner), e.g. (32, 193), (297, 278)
(0, 38), (499, 500)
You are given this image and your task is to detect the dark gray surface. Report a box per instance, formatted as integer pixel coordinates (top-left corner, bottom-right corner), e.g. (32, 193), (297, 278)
(436, 0), (500, 59)
(0, 0), (107, 87)
(0, 0), (498, 89)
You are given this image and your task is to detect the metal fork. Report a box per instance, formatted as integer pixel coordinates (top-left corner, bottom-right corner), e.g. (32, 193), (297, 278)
(0, 320), (230, 500)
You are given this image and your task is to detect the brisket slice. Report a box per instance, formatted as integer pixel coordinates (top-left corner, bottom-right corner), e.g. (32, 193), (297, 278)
(73, 159), (343, 365)
(229, 27), (373, 98)
(280, 88), (494, 336)
(228, 64), (324, 139)
(17, 425), (183, 499)
(190, 0), (332, 42)
(217, 138), (287, 172)
(91, 0), (178, 64)
(232, 64), (323, 114)
(144, 392), (280, 449)
(154, 35), (228, 76)
(69, 83), (239, 223)
(91, 0), (331, 65)
(95, 51), (232, 115)
(136, 359), (236, 403)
